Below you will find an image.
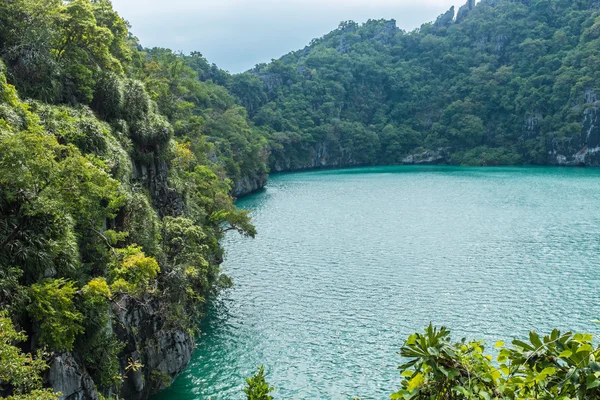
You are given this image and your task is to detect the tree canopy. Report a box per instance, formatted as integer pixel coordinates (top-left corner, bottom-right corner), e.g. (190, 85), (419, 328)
(0, 0), (260, 397)
(230, 0), (600, 168)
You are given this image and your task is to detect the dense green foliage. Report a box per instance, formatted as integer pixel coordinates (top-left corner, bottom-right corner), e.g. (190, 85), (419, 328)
(0, 312), (58, 399)
(393, 324), (600, 399)
(0, 0), (262, 397)
(3, 0), (600, 398)
(231, 0), (600, 168)
(141, 49), (268, 187)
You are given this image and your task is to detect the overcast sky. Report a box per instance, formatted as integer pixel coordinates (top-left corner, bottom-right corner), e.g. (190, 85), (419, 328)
(110, 0), (464, 74)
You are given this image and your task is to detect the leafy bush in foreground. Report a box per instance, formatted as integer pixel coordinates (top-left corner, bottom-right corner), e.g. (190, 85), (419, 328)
(247, 324), (600, 399)
(394, 324), (600, 399)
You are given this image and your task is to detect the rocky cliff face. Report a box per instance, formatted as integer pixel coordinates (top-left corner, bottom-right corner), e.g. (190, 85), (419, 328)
(43, 141), (265, 399)
(232, 172), (269, 197)
(434, 6), (455, 28)
(47, 354), (98, 400)
(113, 296), (194, 400)
(45, 155), (196, 400)
(46, 296), (193, 400)
(132, 156), (185, 217)
(456, 0), (476, 23)
(548, 101), (600, 166)
(270, 140), (450, 172)
(402, 149), (450, 165)
(270, 141), (360, 172)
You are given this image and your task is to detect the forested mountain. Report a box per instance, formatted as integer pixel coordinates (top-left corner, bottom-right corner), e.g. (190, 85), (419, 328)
(3, 0), (600, 399)
(231, 0), (600, 169)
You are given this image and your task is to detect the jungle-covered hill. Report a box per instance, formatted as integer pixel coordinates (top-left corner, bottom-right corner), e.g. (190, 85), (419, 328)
(232, 0), (600, 169)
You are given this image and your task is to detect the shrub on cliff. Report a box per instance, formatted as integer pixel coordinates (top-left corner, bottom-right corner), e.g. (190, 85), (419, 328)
(122, 79), (152, 124)
(129, 113), (173, 149)
(109, 245), (160, 295)
(27, 279), (84, 352)
(92, 71), (124, 120)
(0, 311), (59, 400)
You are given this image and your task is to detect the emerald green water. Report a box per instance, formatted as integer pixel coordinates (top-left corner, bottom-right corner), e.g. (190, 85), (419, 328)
(154, 166), (600, 399)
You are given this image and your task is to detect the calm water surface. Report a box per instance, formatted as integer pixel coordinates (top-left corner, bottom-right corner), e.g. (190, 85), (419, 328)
(154, 166), (600, 399)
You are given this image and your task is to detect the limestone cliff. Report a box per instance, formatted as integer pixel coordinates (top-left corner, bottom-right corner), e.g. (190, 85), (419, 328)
(232, 173), (269, 197)
(270, 139), (450, 172)
(113, 296), (194, 400)
(548, 101), (600, 166)
(456, 0), (476, 23)
(270, 141), (357, 172)
(44, 154), (196, 400)
(46, 296), (194, 400)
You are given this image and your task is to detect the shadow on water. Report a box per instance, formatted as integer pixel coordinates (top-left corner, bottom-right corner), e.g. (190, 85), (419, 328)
(235, 186), (267, 201)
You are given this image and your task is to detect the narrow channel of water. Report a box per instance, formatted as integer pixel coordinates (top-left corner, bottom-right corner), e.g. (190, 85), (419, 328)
(154, 166), (600, 399)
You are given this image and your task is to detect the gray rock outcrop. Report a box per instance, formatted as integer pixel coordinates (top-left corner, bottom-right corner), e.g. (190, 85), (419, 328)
(45, 296), (194, 400)
(456, 0), (476, 23)
(435, 6), (455, 28)
(371, 20), (399, 45)
(271, 141), (357, 172)
(113, 296), (194, 400)
(549, 106), (600, 166)
(47, 354), (98, 400)
(547, 90), (600, 166)
(232, 173), (269, 197)
(132, 156), (184, 217)
(402, 149), (449, 165)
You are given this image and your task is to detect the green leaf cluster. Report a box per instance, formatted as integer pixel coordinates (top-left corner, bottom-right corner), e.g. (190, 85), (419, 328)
(244, 366), (275, 400)
(109, 245), (160, 295)
(392, 325), (600, 399)
(27, 279), (84, 352)
(0, 311), (59, 399)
